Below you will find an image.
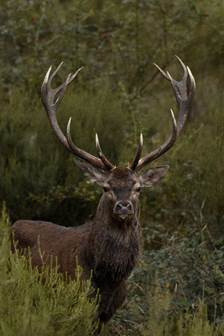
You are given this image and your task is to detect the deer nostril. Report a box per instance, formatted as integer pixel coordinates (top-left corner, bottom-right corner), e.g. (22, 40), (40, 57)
(116, 203), (123, 210)
(114, 201), (133, 214)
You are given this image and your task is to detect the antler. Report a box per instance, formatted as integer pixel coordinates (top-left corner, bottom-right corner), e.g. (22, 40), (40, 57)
(130, 56), (196, 171)
(41, 63), (114, 170)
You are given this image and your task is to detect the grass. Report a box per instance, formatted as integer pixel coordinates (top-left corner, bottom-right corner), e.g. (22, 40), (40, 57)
(0, 206), (99, 336)
(108, 278), (224, 336)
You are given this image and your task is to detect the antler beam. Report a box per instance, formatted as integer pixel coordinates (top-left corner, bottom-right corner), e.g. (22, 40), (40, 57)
(41, 63), (114, 171)
(131, 56), (196, 171)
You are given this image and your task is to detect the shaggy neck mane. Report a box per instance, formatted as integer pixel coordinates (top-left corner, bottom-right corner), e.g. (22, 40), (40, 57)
(90, 194), (141, 289)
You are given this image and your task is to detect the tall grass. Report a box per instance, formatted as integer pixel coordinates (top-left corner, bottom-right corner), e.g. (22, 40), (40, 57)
(143, 288), (221, 336)
(107, 277), (224, 336)
(0, 206), (98, 336)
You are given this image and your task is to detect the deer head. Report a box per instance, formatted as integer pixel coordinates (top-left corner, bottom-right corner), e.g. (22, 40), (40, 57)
(41, 57), (195, 223)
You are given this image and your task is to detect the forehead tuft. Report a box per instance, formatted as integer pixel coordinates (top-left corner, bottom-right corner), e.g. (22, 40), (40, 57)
(111, 167), (133, 179)
(108, 168), (138, 188)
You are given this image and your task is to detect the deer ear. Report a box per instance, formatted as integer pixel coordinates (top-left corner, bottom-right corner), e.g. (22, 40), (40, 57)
(139, 165), (169, 187)
(74, 159), (109, 186)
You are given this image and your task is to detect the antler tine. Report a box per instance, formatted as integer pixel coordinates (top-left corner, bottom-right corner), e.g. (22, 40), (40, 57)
(66, 120), (114, 170)
(166, 57), (195, 135)
(95, 134), (115, 170)
(130, 133), (143, 170)
(187, 66), (196, 93)
(153, 63), (170, 80)
(41, 63), (114, 170)
(175, 55), (188, 80)
(135, 110), (177, 171)
(48, 62), (64, 88)
(134, 56), (195, 171)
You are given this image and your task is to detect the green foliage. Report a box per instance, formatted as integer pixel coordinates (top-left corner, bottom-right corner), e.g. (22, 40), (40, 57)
(110, 220), (224, 335)
(146, 228), (224, 315)
(0, 207), (98, 336)
(1, 0), (224, 334)
(107, 279), (224, 336)
(142, 290), (220, 336)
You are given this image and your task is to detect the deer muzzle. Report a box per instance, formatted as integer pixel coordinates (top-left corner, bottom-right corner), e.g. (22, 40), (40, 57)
(113, 201), (134, 219)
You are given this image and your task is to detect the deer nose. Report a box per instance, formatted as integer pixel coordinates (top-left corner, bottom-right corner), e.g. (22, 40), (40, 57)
(114, 201), (134, 215)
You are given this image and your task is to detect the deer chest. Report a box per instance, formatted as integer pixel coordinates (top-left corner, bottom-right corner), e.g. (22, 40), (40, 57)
(93, 239), (139, 288)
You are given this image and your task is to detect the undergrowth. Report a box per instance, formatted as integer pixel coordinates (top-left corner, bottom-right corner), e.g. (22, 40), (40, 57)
(109, 276), (224, 336)
(0, 207), (98, 336)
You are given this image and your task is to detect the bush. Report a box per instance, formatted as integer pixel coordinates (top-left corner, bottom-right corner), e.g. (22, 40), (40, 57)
(142, 286), (218, 336)
(0, 206), (98, 336)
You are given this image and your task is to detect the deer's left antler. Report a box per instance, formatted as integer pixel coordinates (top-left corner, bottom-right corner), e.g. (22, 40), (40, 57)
(130, 56), (196, 171)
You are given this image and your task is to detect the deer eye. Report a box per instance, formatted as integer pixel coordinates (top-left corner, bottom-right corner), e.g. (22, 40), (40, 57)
(103, 185), (110, 192)
(134, 186), (141, 192)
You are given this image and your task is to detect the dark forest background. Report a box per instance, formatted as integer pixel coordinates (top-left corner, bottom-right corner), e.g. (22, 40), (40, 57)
(0, 1), (224, 335)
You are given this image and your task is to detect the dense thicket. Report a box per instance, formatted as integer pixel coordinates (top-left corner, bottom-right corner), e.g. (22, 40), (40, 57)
(0, 0), (224, 335)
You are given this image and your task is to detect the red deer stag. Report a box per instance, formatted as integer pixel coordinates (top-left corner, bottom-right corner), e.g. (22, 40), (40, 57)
(12, 57), (195, 326)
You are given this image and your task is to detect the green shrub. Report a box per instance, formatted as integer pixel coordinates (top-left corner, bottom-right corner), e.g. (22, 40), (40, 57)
(107, 279), (224, 336)
(0, 206), (98, 336)
(142, 287), (221, 336)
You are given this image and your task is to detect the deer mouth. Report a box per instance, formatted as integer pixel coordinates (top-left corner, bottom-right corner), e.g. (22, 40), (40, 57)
(119, 214), (129, 220)
(115, 210), (135, 221)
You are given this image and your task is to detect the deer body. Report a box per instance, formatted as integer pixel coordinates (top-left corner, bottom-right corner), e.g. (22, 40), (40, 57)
(12, 220), (91, 278)
(13, 168), (141, 322)
(12, 57), (195, 325)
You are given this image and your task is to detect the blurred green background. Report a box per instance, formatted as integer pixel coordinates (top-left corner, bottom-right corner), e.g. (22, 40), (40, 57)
(0, 0), (224, 335)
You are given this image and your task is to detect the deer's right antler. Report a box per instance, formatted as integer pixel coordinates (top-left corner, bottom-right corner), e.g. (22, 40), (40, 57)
(41, 63), (114, 170)
(130, 56), (196, 171)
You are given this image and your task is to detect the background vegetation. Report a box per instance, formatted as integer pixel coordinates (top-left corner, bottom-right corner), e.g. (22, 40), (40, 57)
(0, 0), (224, 334)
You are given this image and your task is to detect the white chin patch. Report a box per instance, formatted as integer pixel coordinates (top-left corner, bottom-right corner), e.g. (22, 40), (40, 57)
(119, 214), (128, 220)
